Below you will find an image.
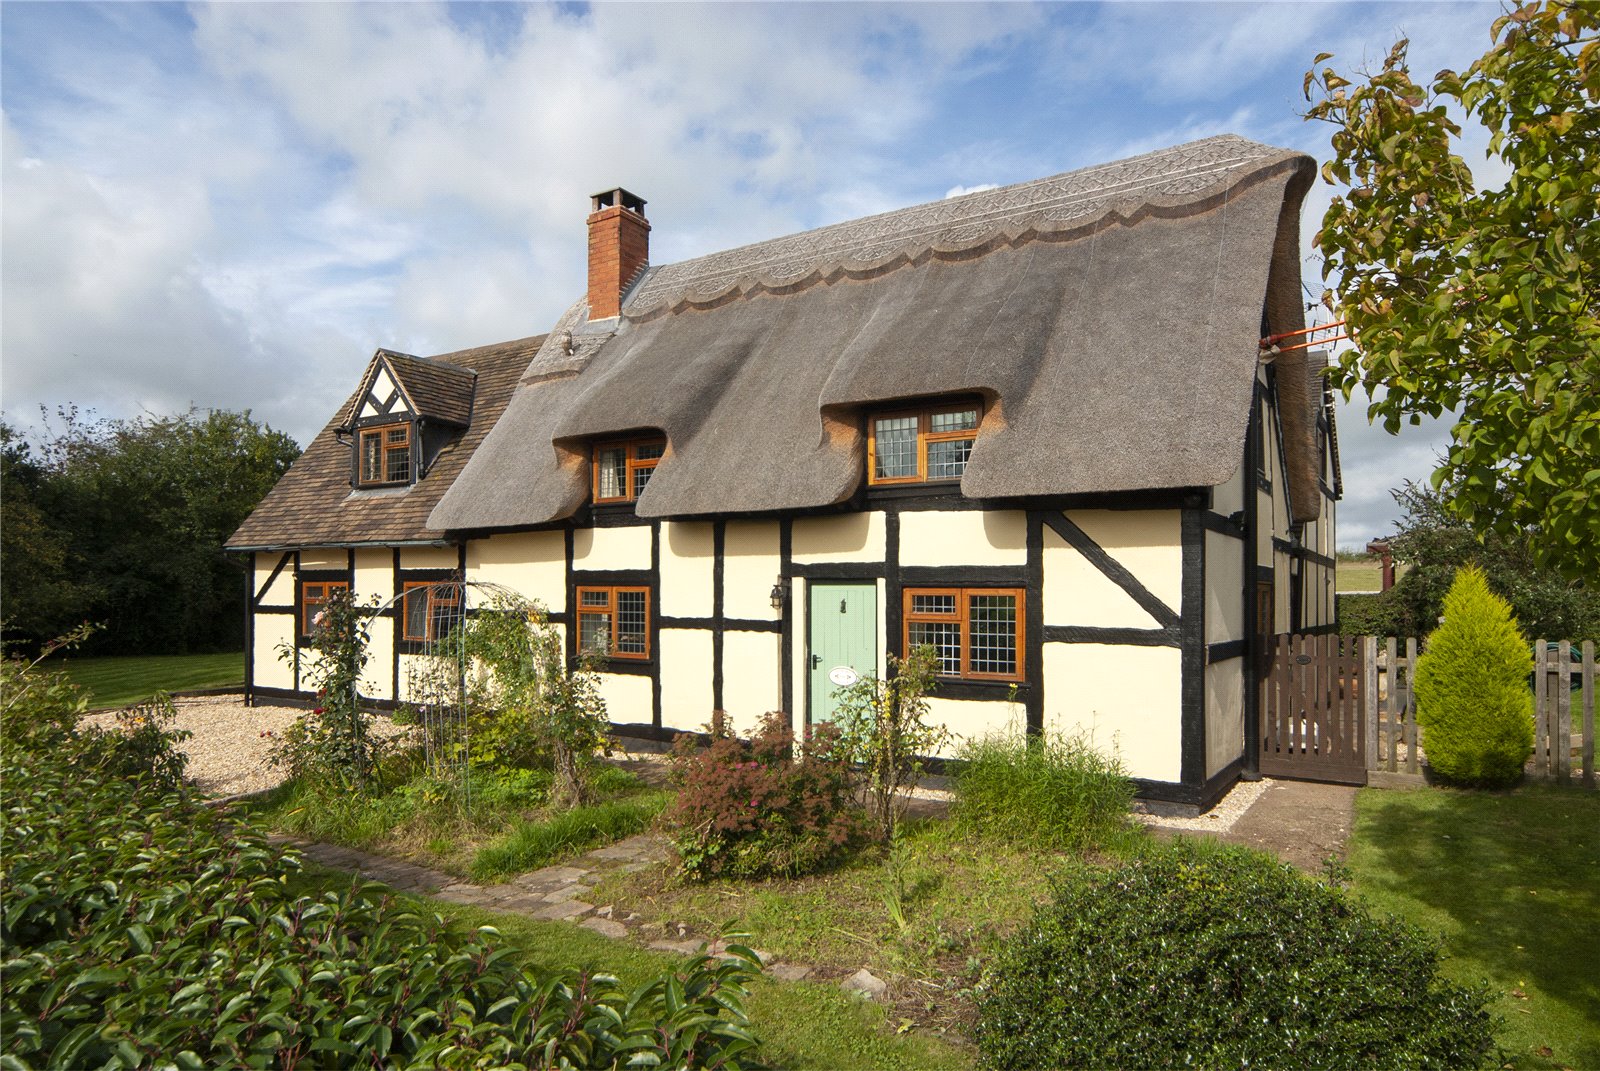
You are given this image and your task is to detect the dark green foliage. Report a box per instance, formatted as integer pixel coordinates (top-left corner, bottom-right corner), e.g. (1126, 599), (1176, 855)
(974, 841), (1495, 1070)
(0, 408), (300, 656)
(665, 712), (866, 880)
(1382, 483), (1599, 641)
(1336, 591), (1407, 638)
(951, 732), (1137, 852)
(0, 652), (764, 1070)
(76, 693), (192, 794)
(1414, 565), (1535, 787)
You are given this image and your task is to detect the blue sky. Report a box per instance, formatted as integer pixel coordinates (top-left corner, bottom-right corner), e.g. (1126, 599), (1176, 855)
(1, 1), (1488, 547)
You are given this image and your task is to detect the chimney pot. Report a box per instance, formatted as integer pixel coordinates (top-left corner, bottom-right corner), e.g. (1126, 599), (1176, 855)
(587, 187), (649, 321)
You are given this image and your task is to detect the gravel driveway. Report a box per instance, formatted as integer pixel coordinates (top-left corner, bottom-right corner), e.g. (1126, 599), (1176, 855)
(83, 696), (409, 798)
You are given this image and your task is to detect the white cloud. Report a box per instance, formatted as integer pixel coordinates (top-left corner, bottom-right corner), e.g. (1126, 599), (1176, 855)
(945, 182), (1000, 198)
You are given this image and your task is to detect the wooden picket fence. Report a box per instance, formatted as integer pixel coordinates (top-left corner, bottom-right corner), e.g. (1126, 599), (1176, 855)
(1262, 635), (1596, 789)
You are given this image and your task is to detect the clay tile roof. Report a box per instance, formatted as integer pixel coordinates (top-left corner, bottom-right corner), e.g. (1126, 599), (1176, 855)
(226, 337), (542, 550)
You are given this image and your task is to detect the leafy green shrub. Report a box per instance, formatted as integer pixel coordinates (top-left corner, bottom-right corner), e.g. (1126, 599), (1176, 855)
(974, 841), (1495, 1070)
(951, 731), (1136, 852)
(1414, 564), (1535, 787)
(1336, 590), (1406, 637)
(1, 656), (763, 1070)
(78, 693), (192, 793)
(665, 711), (865, 880)
(471, 792), (670, 882)
(831, 646), (950, 844)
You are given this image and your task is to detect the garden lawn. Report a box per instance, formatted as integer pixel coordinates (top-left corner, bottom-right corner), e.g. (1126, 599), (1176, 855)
(49, 651), (243, 707)
(1347, 785), (1600, 1069)
(290, 862), (970, 1070)
(590, 815), (1080, 1034)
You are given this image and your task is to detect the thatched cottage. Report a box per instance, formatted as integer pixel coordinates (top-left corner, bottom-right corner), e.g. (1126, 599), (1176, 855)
(228, 134), (1340, 811)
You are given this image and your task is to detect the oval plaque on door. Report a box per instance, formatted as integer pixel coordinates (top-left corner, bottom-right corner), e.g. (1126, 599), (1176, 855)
(828, 666), (859, 687)
(1295, 654), (1312, 665)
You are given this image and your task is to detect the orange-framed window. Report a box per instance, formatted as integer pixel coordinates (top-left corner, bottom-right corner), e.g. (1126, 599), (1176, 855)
(867, 402), (982, 485)
(359, 423), (412, 486)
(593, 438), (665, 503)
(301, 580), (350, 636)
(575, 585), (650, 660)
(401, 581), (463, 642)
(902, 587), (1024, 682)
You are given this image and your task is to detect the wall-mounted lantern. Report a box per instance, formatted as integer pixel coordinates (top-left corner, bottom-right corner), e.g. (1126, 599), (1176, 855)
(769, 577), (787, 613)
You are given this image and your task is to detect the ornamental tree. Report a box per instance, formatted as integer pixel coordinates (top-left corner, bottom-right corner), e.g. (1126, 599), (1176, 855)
(1304, 2), (1599, 577)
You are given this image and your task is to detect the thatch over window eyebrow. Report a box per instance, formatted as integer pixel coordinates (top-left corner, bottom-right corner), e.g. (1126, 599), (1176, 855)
(431, 135), (1321, 532)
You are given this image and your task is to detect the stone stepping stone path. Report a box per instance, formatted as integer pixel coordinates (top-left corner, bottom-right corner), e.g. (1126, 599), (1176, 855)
(273, 832), (883, 996)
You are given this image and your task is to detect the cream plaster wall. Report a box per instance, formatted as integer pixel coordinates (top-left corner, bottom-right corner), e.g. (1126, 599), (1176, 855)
(660, 522), (715, 618)
(1042, 643), (1182, 783)
(299, 548), (348, 571)
(1256, 489), (1275, 564)
(923, 697), (1026, 758)
(255, 553), (295, 606)
(596, 672), (653, 726)
(723, 630), (783, 737)
(1204, 659), (1244, 778)
(792, 512), (885, 564)
(573, 525), (652, 572)
(1212, 455), (1245, 516)
(723, 521), (782, 622)
(659, 629), (714, 733)
(789, 577), (808, 720)
(253, 614), (296, 690)
(1067, 510), (1182, 612)
(400, 545), (459, 570)
(353, 549), (392, 604)
(1204, 530), (1245, 644)
(361, 615), (394, 700)
(467, 531), (567, 611)
(1274, 550), (1292, 626)
(898, 510), (1026, 567)
(1042, 529), (1164, 629)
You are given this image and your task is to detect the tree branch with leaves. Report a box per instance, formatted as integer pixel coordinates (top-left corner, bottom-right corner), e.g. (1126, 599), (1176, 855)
(1305, 1), (1598, 576)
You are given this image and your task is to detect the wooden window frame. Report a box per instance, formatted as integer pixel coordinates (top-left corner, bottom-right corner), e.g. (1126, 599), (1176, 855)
(358, 422), (413, 487)
(401, 580), (462, 643)
(575, 585), (652, 661)
(300, 579), (350, 638)
(902, 586), (1024, 683)
(592, 438), (666, 504)
(867, 402), (983, 486)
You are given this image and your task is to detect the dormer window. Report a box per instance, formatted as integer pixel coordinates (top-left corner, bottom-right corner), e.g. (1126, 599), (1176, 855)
(868, 401), (982, 485)
(359, 423), (413, 486)
(593, 437), (665, 503)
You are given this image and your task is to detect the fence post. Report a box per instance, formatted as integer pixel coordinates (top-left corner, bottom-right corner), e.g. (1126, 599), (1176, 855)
(1557, 643), (1572, 785)
(1533, 639), (1547, 779)
(1363, 635), (1378, 772)
(1403, 637), (1419, 776)
(1583, 640), (1595, 790)
(1385, 637), (1398, 772)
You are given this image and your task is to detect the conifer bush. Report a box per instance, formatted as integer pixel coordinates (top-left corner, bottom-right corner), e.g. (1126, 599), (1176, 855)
(1413, 564), (1535, 787)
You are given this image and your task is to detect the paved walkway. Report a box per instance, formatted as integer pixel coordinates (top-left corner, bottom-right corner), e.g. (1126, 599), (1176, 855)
(1207, 778), (1359, 873)
(274, 832), (827, 985)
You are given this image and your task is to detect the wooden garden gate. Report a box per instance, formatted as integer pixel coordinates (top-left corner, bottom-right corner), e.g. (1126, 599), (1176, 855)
(1259, 633), (1368, 785)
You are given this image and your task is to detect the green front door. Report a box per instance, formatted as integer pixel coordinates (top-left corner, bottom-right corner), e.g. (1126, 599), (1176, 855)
(808, 581), (877, 724)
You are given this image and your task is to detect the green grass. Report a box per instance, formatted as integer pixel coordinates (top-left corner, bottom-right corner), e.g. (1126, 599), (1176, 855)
(288, 860), (969, 1069)
(47, 651), (243, 708)
(1337, 557), (1411, 593)
(251, 764), (661, 879)
(949, 732), (1140, 852)
(470, 792), (670, 881)
(592, 815), (1103, 997)
(1347, 785), (1600, 1069)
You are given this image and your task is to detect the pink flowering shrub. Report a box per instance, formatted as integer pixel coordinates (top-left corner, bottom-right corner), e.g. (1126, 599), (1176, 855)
(664, 711), (865, 881)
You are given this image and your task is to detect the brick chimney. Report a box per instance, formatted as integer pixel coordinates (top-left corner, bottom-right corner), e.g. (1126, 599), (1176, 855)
(587, 188), (649, 321)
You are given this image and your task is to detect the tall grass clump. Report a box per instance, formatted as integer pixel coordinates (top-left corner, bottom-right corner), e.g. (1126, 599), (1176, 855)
(471, 791), (669, 881)
(952, 732), (1137, 852)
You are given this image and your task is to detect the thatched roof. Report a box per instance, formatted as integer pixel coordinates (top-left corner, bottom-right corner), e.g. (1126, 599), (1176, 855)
(432, 134), (1320, 531)
(227, 338), (537, 550)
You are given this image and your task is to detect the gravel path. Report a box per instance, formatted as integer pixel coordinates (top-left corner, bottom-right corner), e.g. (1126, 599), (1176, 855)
(82, 696), (411, 799)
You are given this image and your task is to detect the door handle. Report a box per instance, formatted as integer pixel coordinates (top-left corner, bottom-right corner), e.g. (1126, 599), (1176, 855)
(811, 654), (822, 669)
